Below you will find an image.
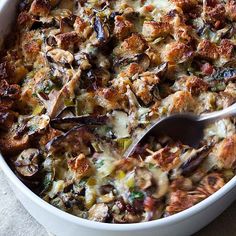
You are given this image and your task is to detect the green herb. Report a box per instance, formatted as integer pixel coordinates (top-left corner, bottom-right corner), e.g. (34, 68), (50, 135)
(38, 80), (55, 95)
(29, 124), (37, 133)
(95, 159), (104, 168)
(148, 163), (155, 169)
(129, 191), (145, 203)
(78, 177), (88, 188)
(40, 172), (53, 194)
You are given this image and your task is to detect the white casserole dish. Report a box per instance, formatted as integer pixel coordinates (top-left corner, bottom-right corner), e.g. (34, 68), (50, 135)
(0, 1), (236, 235)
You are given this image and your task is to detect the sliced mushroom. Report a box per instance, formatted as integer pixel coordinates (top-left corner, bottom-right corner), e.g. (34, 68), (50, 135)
(205, 67), (236, 85)
(94, 16), (110, 45)
(14, 148), (40, 177)
(123, 213), (142, 223)
(88, 203), (109, 222)
(50, 115), (108, 131)
(150, 62), (168, 78)
(135, 167), (153, 190)
(113, 53), (150, 73)
(0, 127), (29, 155)
(38, 75), (79, 118)
(180, 145), (211, 177)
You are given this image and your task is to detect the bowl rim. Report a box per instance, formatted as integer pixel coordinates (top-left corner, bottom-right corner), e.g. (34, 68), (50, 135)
(0, 0), (236, 231)
(1, 153), (236, 231)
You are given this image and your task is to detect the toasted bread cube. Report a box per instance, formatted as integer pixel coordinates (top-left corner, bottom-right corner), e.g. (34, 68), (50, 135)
(226, 0), (236, 21)
(114, 15), (134, 40)
(142, 21), (171, 39)
(29, 0), (51, 16)
(197, 40), (219, 60)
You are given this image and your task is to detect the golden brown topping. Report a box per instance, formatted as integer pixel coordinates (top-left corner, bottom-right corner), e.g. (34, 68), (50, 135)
(74, 16), (92, 39)
(39, 128), (62, 146)
(166, 189), (200, 215)
(203, 1), (225, 28)
(142, 21), (171, 39)
(114, 16), (134, 40)
(219, 39), (234, 59)
(17, 11), (33, 28)
(131, 72), (160, 104)
(170, 0), (198, 10)
(197, 40), (219, 60)
(196, 173), (225, 196)
(29, 0), (51, 16)
(164, 42), (193, 63)
(68, 154), (93, 178)
(150, 146), (181, 171)
(56, 32), (80, 50)
(162, 91), (195, 113)
(120, 63), (144, 77)
(226, 0), (236, 21)
(0, 131), (29, 155)
(170, 177), (193, 191)
(217, 134), (236, 169)
(2, 0), (236, 224)
(22, 32), (42, 64)
(121, 33), (147, 54)
(88, 203), (109, 222)
(184, 76), (209, 95)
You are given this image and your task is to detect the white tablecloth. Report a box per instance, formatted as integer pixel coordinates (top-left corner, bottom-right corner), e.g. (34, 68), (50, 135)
(0, 168), (236, 236)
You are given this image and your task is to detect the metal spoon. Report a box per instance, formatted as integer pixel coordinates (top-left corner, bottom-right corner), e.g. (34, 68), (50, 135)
(124, 102), (236, 157)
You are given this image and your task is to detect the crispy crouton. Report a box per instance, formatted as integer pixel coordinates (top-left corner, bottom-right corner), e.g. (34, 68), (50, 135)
(29, 0), (51, 16)
(163, 42), (193, 63)
(219, 39), (234, 59)
(162, 91), (195, 113)
(0, 132), (29, 155)
(21, 31), (42, 64)
(180, 76), (209, 95)
(120, 63), (144, 77)
(68, 154), (93, 178)
(74, 16), (93, 39)
(114, 16), (134, 40)
(17, 11), (34, 28)
(170, 0), (198, 10)
(197, 40), (219, 60)
(217, 134), (236, 169)
(204, 3), (226, 28)
(56, 32), (79, 50)
(142, 21), (171, 39)
(121, 33), (147, 54)
(226, 0), (236, 21)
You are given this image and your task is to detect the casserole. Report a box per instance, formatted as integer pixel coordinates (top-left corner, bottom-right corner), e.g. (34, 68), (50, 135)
(0, 0), (236, 235)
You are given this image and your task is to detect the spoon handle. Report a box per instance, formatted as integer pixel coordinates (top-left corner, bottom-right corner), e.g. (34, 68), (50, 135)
(198, 102), (236, 124)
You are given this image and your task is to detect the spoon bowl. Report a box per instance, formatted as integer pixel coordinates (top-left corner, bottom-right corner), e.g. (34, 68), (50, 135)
(125, 102), (236, 157)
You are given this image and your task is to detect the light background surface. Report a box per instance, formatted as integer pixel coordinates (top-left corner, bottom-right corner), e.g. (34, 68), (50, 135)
(0, 168), (235, 236)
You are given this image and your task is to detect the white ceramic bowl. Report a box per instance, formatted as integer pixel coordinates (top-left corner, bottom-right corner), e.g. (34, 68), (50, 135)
(1, 1), (236, 235)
